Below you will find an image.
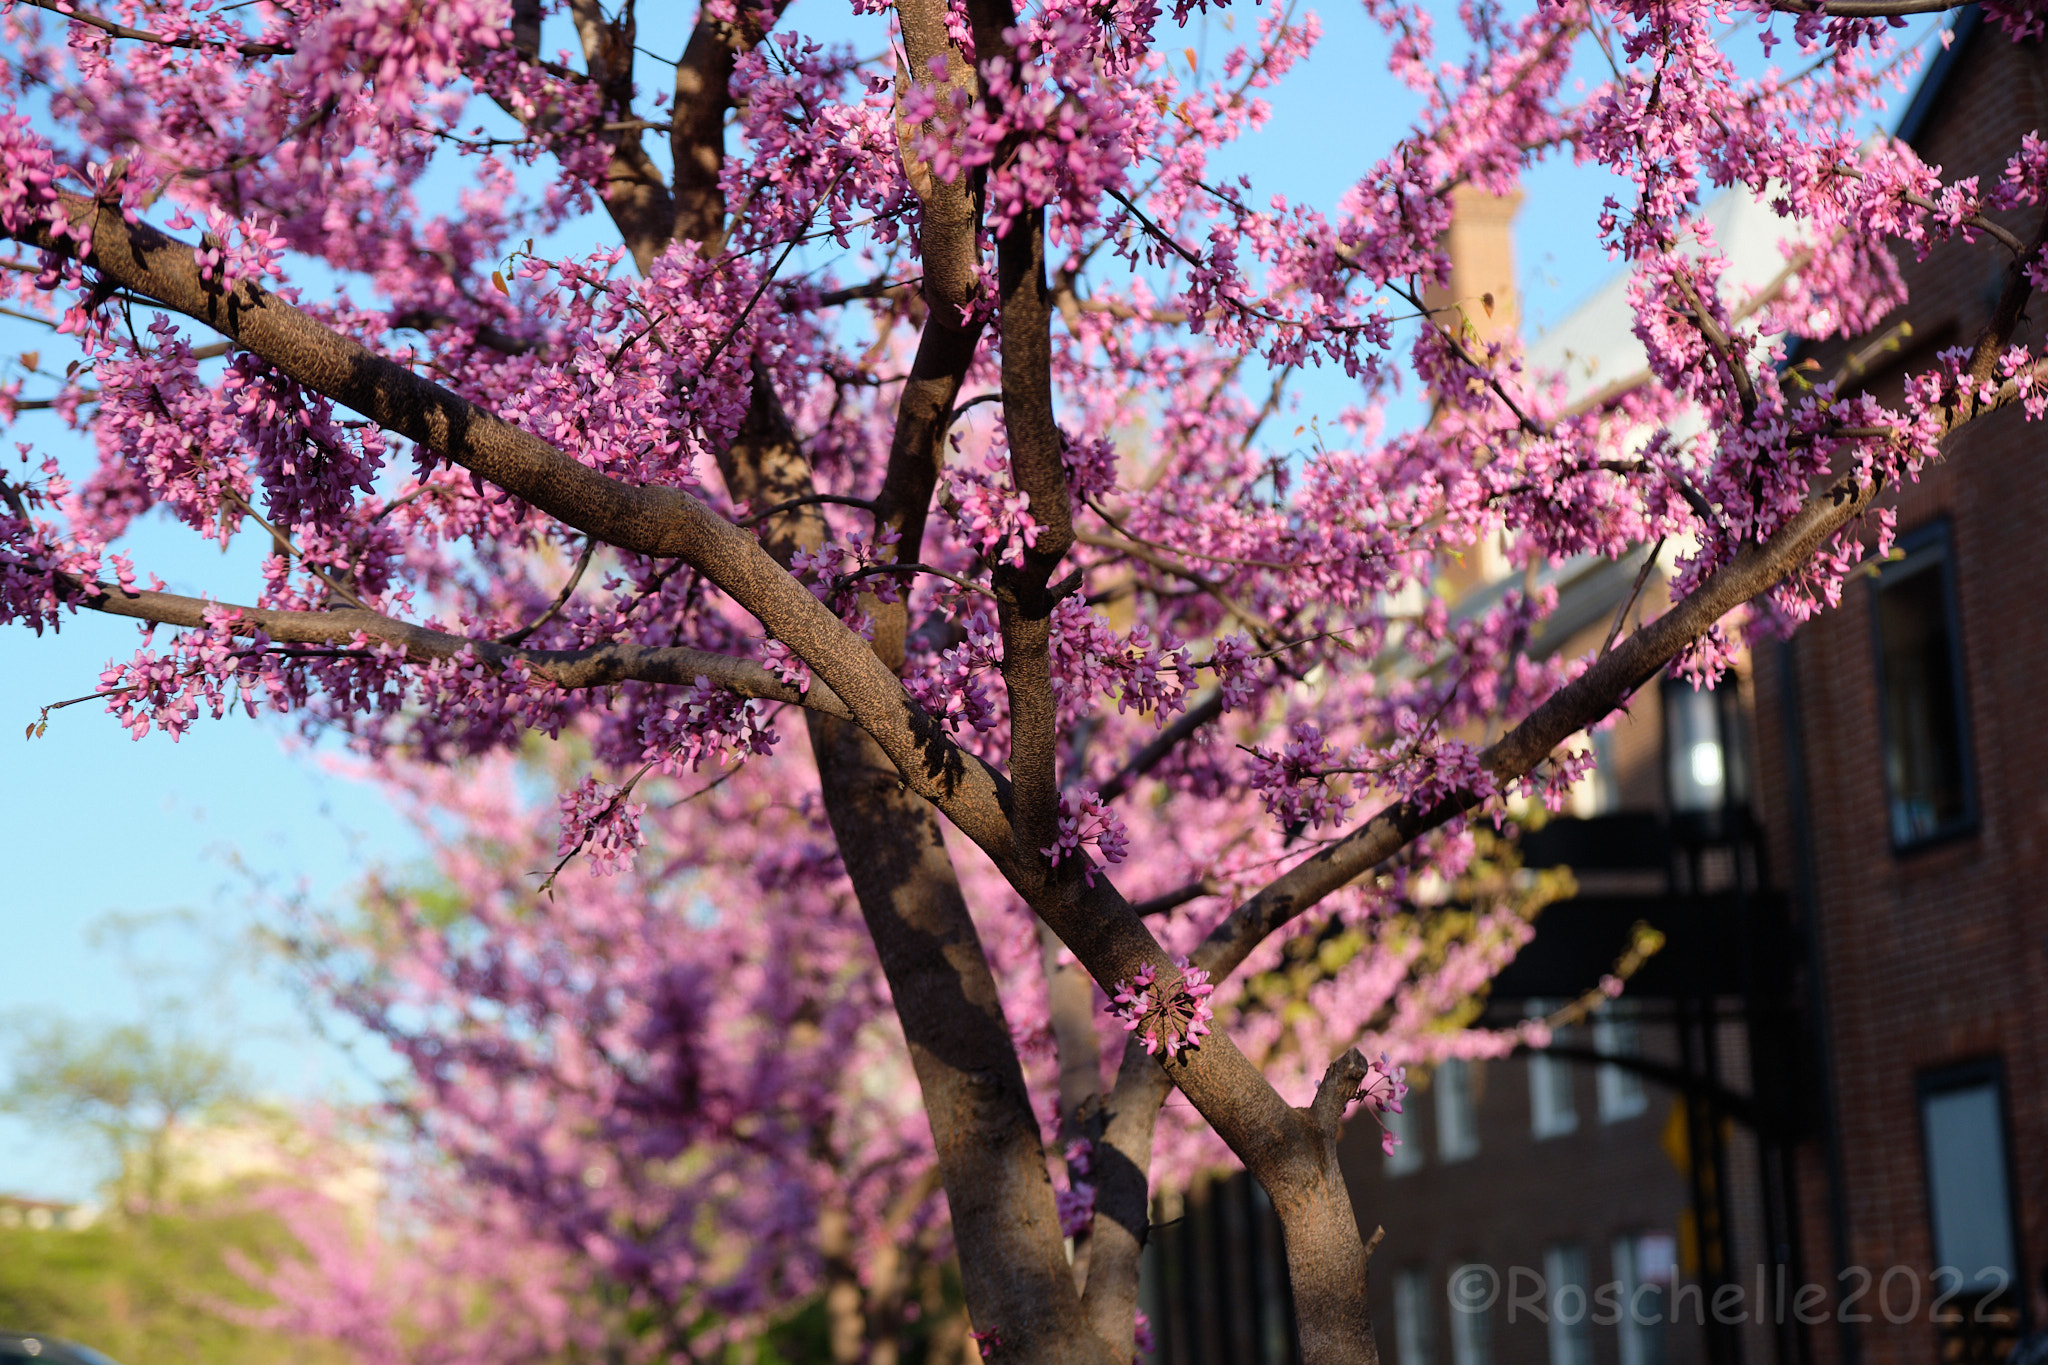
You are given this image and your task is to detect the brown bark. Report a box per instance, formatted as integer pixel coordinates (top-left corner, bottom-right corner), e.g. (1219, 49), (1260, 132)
(715, 349), (1100, 1365)
(1078, 1036), (1173, 1357)
(670, 0), (794, 254)
(871, 0), (988, 669)
(987, 205), (1074, 869)
(565, 0), (675, 274)
(808, 715), (1108, 1364)
(49, 575), (845, 712)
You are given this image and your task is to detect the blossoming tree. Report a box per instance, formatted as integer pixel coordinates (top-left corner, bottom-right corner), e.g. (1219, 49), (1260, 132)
(5, 0), (2047, 1358)
(275, 717), (1562, 1360)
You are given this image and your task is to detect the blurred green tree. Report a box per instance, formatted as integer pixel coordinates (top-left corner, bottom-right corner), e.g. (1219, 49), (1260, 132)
(0, 1018), (246, 1211)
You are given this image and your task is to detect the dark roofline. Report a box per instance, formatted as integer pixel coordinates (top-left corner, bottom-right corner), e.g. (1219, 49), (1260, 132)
(1894, 5), (1984, 148)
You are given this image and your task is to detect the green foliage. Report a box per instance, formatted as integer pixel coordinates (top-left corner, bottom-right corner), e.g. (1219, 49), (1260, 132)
(1244, 823), (1577, 1049)
(0, 1017), (247, 1208)
(0, 1203), (351, 1365)
(0, 994), (346, 1363)
(716, 1261), (975, 1365)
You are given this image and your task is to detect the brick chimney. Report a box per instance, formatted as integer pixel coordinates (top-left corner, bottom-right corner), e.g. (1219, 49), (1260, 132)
(1428, 185), (1524, 592)
(1424, 184), (1523, 350)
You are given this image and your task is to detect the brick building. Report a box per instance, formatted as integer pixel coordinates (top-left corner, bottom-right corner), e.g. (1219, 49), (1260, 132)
(1325, 582), (1792, 1365)
(1750, 12), (2048, 1365)
(1140, 14), (2048, 1365)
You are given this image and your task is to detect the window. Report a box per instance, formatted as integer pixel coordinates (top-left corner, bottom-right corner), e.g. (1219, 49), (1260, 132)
(1661, 675), (1750, 813)
(1385, 1103), (1424, 1177)
(1394, 1268), (1436, 1365)
(1436, 1059), (1479, 1163)
(1611, 1235), (1670, 1365)
(1593, 1006), (1648, 1123)
(1920, 1066), (2017, 1293)
(1664, 683), (1728, 813)
(1448, 1263), (1494, 1365)
(1527, 1003), (1577, 1140)
(1874, 522), (1973, 848)
(1543, 1244), (1593, 1365)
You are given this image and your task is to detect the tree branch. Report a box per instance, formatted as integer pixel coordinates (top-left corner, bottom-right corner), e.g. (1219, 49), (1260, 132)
(816, 276), (921, 307)
(670, 0), (794, 252)
(713, 372), (1098, 1365)
(733, 492), (878, 527)
(1131, 877), (1222, 918)
(564, 0), (674, 272)
(215, 485), (371, 611)
(1672, 273), (1758, 422)
(1765, 0), (1975, 19)
(12, 0), (292, 56)
(55, 576), (849, 714)
(868, 0), (989, 671)
(1078, 1035), (1174, 1355)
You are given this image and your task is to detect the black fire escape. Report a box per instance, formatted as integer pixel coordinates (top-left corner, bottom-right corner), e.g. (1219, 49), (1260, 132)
(1491, 677), (1814, 1365)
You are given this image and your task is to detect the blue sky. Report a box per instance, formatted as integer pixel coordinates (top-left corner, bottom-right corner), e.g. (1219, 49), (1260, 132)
(0, 0), (1943, 1202)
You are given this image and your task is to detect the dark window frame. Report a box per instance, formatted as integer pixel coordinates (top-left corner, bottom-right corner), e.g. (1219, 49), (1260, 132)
(1915, 1058), (2026, 1316)
(1870, 518), (1977, 853)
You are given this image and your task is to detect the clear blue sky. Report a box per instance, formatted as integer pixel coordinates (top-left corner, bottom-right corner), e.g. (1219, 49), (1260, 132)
(0, 0), (1941, 1202)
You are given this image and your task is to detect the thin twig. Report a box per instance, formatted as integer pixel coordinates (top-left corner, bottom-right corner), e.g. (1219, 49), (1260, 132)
(25, 644), (378, 738)
(693, 161), (858, 383)
(1601, 538), (1664, 657)
(537, 756), (746, 894)
(815, 276), (921, 307)
(216, 486), (371, 610)
(1829, 321), (1915, 390)
(949, 391), (1004, 419)
(13, 0), (293, 55)
(1080, 499), (1321, 572)
(1388, 282), (1545, 438)
(161, 97), (336, 191)
(734, 493), (877, 527)
(1672, 273), (1757, 421)
(538, 759), (658, 897)
(1664, 471), (1718, 526)
(496, 537), (596, 645)
(835, 562), (997, 600)
(1098, 692), (1227, 803)
(1131, 877), (1223, 918)
(1831, 163), (2029, 256)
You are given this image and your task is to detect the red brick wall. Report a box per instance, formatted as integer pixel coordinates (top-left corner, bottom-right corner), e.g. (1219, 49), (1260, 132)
(1343, 1035), (1716, 1365)
(1749, 23), (2048, 1365)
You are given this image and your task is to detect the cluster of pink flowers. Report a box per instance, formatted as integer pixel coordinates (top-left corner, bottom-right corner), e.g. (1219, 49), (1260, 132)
(553, 774), (648, 875)
(1109, 955), (1215, 1061)
(1351, 1052), (1410, 1158)
(1041, 785), (1131, 883)
(1247, 720), (1359, 830)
